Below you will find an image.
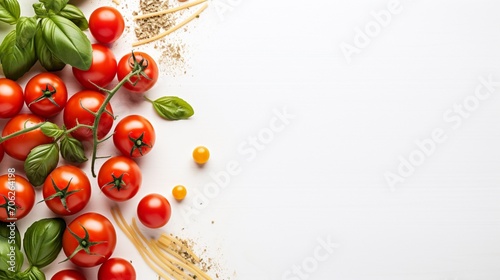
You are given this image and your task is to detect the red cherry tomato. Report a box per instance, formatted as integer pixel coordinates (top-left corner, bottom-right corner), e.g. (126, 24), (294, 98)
(89, 7), (125, 44)
(63, 90), (114, 141)
(72, 44), (117, 90)
(117, 52), (158, 93)
(113, 115), (155, 158)
(98, 156), (142, 202)
(98, 257), (136, 280)
(0, 78), (23, 118)
(2, 114), (52, 161)
(62, 212), (117, 267)
(51, 269), (86, 280)
(24, 73), (68, 118)
(0, 173), (35, 222)
(137, 193), (171, 228)
(42, 165), (91, 216)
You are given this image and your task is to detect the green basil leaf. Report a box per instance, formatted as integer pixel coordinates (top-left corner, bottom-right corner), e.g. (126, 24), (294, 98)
(0, 236), (23, 276)
(60, 136), (87, 164)
(23, 218), (65, 268)
(58, 4), (88, 30)
(0, 270), (10, 280)
(33, 3), (47, 17)
(40, 122), (63, 138)
(18, 266), (45, 280)
(150, 96), (195, 120)
(0, 222), (20, 249)
(34, 26), (65, 72)
(24, 143), (59, 186)
(0, 0), (20, 25)
(0, 30), (37, 80)
(41, 16), (91, 70)
(40, 0), (67, 14)
(16, 16), (37, 48)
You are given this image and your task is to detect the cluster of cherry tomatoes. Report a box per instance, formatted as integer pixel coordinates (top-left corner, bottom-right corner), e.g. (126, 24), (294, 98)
(0, 4), (209, 279)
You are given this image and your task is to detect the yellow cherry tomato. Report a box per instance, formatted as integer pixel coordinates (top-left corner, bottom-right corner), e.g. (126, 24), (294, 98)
(172, 185), (187, 201)
(192, 146), (210, 164)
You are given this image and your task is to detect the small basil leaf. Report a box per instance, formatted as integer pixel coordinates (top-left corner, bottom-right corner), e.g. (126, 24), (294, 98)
(40, 0), (68, 14)
(0, 222), (20, 249)
(58, 4), (88, 30)
(24, 143), (59, 186)
(33, 3), (47, 17)
(0, 0), (20, 25)
(23, 218), (65, 268)
(60, 136), (87, 164)
(18, 266), (46, 280)
(34, 26), (65, 72)
(0, 30), (37, 80)
(16, 16), (37, 48)
(41, 16), (92, 70)
(150, 96), (195, 120)
(0, 236), (23, 276)
(40, 122), (63, 138)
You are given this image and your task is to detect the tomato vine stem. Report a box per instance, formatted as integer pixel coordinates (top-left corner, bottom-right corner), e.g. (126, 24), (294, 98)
(89, 55), (148, 177)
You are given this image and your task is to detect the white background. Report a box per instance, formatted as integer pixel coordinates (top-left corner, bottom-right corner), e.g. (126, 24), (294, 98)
(2, 0), (500, 279)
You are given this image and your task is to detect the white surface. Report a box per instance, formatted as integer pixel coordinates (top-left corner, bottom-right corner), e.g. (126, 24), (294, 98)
(2, 0), (500, 279)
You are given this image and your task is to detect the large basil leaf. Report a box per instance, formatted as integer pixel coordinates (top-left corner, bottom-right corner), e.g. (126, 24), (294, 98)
(0, 222), (20, 249)
(150, 96), (195, 120)
(34, 26), (65, 72)
(24, 143), (59, 187)
(40, 0), (68, 14)
(0, 236), (23, 277)
(0, 0), (20, 25)
(41, 16), (91, 70)
(23, 218), (65, 268)
(0, 30), (37, 80)
(16, 16), (37, 48)
(58, 4), (88, 30)
(60, 136), (87, 164)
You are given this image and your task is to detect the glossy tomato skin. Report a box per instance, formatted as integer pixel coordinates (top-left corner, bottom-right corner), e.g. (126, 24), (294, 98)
(51, 269), (86, 280)
(0, 144), (4, 163)
(98, 257), (136, 280)
(0, 78), (24, 118)
(113, 115), (155, 158)
(0, 174), (35, 222)
(63, 212), (117, 267)
(98, 156), (142, 201)
(2, 114), (53, 161)
(137, 194), (171, 228)
(117, 52), (158, 93)
(63, 90), (114, 141)
(89, 7), (125, 44)
(72, 44), (117, 90)
(24, 73), (68, 118)
(42, 165), (91, 216)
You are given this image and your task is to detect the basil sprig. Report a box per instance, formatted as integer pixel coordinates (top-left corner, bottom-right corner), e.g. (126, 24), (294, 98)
(0, 0), (91, 80)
